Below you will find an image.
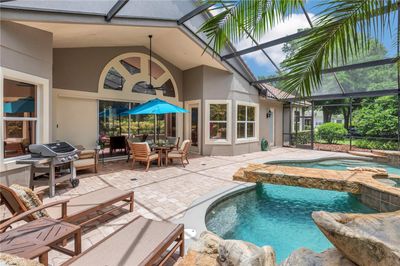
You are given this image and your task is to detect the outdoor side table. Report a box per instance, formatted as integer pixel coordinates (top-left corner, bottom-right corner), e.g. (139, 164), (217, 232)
(0, 217), (82, 265)
(154, 145), (174, 166)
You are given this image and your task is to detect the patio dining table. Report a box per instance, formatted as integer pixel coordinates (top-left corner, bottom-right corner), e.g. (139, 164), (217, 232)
(152, 144), (175, 166)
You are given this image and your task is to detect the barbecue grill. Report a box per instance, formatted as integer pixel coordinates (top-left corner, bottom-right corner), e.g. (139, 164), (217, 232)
(17, 141), (80, 197)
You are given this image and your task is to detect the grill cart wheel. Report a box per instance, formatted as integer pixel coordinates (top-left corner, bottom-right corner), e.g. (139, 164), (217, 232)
(71, 179), (80, 188)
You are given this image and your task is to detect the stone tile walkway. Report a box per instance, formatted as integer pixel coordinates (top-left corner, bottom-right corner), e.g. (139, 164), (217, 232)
(1, 148), (358, 265)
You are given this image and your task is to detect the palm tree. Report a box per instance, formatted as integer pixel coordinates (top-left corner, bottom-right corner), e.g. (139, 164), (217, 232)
(199, 0), (399, 98)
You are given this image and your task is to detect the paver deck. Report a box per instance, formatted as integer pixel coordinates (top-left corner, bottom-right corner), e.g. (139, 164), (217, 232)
(0, 148), (367, 265)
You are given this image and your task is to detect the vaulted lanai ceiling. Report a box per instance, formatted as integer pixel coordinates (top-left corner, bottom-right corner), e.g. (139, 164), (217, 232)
(14, 21), (227, 71)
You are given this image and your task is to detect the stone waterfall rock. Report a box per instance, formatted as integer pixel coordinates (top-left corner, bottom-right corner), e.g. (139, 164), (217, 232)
(312, 210), (400, 266)
(175, 231), (276, 266)
(218, 239), (276, 266)
(280, 248), (356, 266)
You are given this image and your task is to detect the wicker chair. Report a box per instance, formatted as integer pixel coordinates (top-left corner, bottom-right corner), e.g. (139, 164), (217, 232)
(128, 142), (160, 171)
(166, 140), (191, 167)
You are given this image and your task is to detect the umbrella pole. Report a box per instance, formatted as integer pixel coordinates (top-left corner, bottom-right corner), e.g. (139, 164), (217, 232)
(154, 115), (157, 143)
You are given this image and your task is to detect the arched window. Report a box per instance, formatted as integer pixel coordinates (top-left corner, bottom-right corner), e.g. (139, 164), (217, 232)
(100, 53), (178, 100)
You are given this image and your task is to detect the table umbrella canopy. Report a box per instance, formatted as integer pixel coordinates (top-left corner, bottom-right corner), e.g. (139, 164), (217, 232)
(4, 97), (35, 113)
(123, 98), (188, 115)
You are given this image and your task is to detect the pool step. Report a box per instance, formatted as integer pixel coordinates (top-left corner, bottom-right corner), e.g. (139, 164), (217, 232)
(348, 151), (388, 160)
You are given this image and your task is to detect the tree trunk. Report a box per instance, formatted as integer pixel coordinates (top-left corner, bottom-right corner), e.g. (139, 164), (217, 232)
(323, 107), (332, 123)
(342, 107), (350, 129)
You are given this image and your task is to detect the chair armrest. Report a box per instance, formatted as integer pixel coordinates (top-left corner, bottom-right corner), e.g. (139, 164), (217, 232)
(0, 199), (70, 232)
(36, 190), (45, 202)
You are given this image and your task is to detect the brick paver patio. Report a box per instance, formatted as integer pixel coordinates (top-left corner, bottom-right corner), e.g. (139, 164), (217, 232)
(1, 148), (358, 265)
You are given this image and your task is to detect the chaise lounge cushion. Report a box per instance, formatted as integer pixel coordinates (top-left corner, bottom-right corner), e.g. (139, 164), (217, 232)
(46, 187), (131, 221)
(10, 184), (49, 219)
(74, 158), (95, 169)
(67, 216), (183, 266)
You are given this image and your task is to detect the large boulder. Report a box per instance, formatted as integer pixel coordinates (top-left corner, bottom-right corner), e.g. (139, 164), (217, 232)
(280, 248), (355, 266)
(218, 240), (276, 266)
(312, 210), (400, 266)
(175, 231), (276, 266)
(190, 231), (223, 255)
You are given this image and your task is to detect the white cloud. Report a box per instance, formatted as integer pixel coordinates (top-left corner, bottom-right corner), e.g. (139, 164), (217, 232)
(235, 13), (315, 67)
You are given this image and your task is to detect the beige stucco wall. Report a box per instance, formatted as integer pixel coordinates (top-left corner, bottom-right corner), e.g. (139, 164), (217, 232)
(182, 65), (283, 156)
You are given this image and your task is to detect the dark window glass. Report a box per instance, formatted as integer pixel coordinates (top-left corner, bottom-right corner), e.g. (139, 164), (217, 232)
(4, 121), (36, 158)
(132, 81), (156, 95)
(210, 122), (227, 139)
(210, 104), (227, 121)
(149, 60), (165, 79)
(104, 67), (125, 90)
(160, 79), (175, 97)
(3, 79), (36, 118)
(120, 57), (141, 75)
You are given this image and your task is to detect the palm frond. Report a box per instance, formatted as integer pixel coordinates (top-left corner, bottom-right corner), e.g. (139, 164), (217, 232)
(198, 0), (303, 53)
(280, 0), (398, 98)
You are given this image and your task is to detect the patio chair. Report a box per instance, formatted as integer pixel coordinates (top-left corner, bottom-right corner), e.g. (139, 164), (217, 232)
(0, 184), (134, 230)
(109, 136), (126, 156)
(64, 216), (184, 266)
(167, 136), (180, 150)
(128, 142), (160, 171)
(166, 140), (191, 167)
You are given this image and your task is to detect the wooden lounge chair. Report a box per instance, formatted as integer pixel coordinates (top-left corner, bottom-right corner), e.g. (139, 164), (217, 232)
(64, 216), (184, 266)
(0, 184), (134, 229)
(128, 142), (160, 171)
(166, 140), (191, 167)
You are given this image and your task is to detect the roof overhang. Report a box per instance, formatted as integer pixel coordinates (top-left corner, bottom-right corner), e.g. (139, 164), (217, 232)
(0, 6), (227, 71)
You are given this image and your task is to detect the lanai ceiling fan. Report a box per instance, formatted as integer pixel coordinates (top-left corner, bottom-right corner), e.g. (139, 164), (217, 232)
(134, 35), (165, 93)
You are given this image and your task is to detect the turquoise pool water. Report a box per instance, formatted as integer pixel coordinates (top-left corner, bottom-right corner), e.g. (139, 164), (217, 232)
(206, 184), (376, 263)
(275, 159), (400, 176)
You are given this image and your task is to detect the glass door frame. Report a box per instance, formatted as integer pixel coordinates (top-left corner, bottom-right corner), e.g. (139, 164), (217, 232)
(184, 100), (201, 154)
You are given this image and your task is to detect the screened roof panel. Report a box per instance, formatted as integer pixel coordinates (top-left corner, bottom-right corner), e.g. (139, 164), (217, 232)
(1, 0), (398, 100)
(116, 0), (196, 20)
(0, 0), (114, 15)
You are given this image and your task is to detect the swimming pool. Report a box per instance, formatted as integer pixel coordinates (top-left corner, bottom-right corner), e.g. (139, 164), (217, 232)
(273, 158), (400, 176)
(206, 184), (376, 263)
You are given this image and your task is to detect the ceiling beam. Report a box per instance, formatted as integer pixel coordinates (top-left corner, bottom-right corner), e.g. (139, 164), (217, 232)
(105, 0), (129, 22)
(253, 57), (398, 84)
(285, 89), (398, 101)
(177, 3), (214, 25)
(221, 30), (310, 60)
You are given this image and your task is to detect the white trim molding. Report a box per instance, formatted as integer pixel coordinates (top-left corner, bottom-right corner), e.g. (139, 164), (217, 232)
(184, 99), (202, 154)
(235, 100), (259, 144)
(205, 99), (232, 145)
(0, 67), (50, 164)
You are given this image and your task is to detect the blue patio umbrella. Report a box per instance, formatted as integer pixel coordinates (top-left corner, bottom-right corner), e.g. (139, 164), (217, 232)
(4, 97), (35, 113)
(123, 98), (188, 142)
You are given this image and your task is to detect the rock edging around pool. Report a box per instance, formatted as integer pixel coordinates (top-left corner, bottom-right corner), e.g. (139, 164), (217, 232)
(233, 163), (400, 211)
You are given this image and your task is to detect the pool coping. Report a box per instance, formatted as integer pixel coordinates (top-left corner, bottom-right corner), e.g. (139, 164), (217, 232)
(174, 182), (255, 250)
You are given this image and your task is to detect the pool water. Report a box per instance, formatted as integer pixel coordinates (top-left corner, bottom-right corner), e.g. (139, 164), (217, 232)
(206, 184), (376, 263)
(275, 159), (400, 176)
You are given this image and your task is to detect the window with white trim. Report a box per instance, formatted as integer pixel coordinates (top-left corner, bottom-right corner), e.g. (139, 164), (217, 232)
(237, 104), (256, 139)
(2, 79), (38, 159)
(205, 100), (231, 144)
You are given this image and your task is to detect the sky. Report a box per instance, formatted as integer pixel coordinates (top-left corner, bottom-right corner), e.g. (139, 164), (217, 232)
(217, 1), (399, 78)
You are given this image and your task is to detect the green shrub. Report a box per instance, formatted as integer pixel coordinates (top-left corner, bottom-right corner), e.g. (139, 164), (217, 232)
(317, 123), (348, 144)
(353, 139), (398, 151)
(292, 131), (311, 145)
